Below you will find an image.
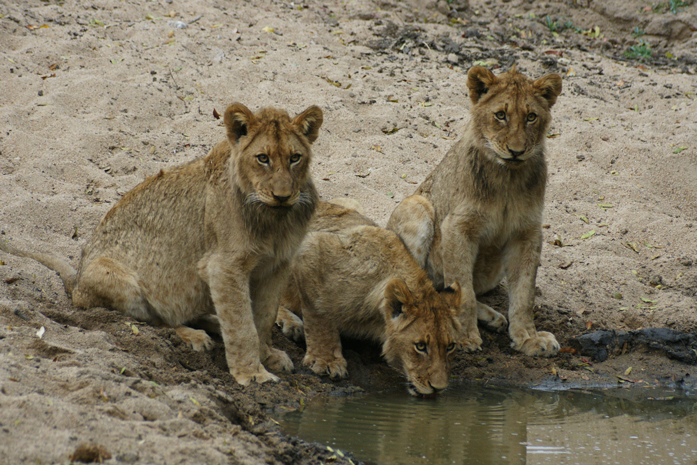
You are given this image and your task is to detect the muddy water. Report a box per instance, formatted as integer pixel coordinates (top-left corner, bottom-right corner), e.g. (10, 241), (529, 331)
(280, 384), (697, 465)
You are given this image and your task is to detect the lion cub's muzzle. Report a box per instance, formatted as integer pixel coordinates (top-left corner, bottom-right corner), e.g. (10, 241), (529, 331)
(407, 381), (444, 398)
(500, 146), (528, 165)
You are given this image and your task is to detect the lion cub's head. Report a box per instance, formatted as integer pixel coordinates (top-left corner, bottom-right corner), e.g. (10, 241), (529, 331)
(381, 278), (463, 397)
(467, 65), (562, 168)
(224, 103), (323, 208)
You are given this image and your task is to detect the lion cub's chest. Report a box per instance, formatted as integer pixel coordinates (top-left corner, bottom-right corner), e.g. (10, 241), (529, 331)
(251, 224), (309, 279)
(478, 193), (542, 248)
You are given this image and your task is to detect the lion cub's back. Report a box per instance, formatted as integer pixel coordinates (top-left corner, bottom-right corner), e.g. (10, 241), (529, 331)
(309, 201), (377, 233)
(79, 156), (212, 282)
(291, 222), (418, 324)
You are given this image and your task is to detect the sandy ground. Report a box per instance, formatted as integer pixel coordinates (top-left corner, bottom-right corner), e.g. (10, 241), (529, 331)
(1, 0), (697, 463)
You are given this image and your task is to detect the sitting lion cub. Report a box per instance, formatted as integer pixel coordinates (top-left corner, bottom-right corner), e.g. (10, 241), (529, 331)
(388, 65), (562, 357)
(276, 201), (463, 396)
(0, 103), (323, 386)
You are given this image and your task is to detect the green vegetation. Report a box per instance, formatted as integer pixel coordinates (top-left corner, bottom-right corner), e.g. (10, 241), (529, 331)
(651, 0), (692, 14)
(669, 0), (690, 14)
(625, 40), (653, 60)
(544, 16), (582, 34)
(544, 15), (559, 32)
(631, 26), (645, 38)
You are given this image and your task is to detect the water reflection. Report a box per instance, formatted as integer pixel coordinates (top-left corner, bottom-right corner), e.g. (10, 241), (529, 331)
(279, 385), (697, 465)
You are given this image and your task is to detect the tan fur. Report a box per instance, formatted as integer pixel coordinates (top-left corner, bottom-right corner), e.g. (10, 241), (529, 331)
(0, 102), (323, 386)
(387, 66), (562, 357)
(276, 201), (463, 396)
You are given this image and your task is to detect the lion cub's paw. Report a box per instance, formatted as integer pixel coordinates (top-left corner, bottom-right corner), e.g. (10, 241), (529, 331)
(232, 367), (280, 386)
(458, 322), (483, 352)
(460, 332), (483, 352)
(276, 311), (305, 341)
(512, 331), (560, 357)
(303, 353), (348, 379)
(264, 348), (294, 373)
(477, 304), (508, 333)
(175, 326), (214, 352)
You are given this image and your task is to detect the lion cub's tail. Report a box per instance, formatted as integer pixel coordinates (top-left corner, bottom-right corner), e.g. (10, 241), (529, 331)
(0, 240), (78, 296)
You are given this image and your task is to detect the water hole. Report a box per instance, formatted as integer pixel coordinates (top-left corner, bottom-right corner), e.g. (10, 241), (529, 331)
(279, 384), (697, 465)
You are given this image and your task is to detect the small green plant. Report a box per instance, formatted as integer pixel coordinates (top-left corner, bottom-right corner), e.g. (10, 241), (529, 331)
(625, 40), (653, 60)
(668, 0), (690, 14)
(545, 15), (559, 33)
(631, 26), (645, 38)
(562, 20), (581, 32)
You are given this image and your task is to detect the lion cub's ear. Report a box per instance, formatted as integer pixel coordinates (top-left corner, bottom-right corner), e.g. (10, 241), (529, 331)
(292, 105), (324, 144)
(441, 281), (462, 316)
(533, 74), (563, 109)
(383, 278), (414, 321)
(224, 103), (258, 145)
(467, 66), (498, 105)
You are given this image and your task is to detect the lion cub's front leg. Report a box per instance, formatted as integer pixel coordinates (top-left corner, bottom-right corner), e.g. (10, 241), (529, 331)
(202, 254), (279, 385)
(301, 306), (348, 379)
(388, 196), (484, 352)
(251, 266), (294, 374)
(505, 231), (559, 357)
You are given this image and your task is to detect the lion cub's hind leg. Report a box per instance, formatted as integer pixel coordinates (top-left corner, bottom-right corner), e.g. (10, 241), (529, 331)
(73, 256), (152, 322)
(301, 306), (348, 379)
(76, 257), (216, 352)
(386, 195), (436, 270)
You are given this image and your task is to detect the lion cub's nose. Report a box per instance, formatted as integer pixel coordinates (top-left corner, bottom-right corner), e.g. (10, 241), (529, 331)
(428, 381), (446, 393)
(508, 148), (525, 158)
(273, 194), (291, 203)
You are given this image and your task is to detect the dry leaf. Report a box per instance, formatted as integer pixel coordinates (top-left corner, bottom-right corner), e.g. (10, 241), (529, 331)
(624, 242), (640, 253)
(580, 230), (596, 240)
(213, 108), (221, 120)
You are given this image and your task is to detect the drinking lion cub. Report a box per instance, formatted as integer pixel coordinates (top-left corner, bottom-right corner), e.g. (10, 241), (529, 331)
(276, 201), (463, 396)
(388, 65), (562, 356)
(0, 103), (323, 386)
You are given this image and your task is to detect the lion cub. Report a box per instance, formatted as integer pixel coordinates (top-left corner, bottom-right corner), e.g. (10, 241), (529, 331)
(0, 103), (323, 386)
(276, 201), (463, 396)
(388, 66), (562, 357)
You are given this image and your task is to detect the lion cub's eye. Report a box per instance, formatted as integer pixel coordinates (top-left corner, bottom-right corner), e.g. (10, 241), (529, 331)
(415, 342), (427, 353)
(289, 153), (302, 164)
(526, 113), (538, 123)
(446, 343), (457, 353)
(256, 154), (270, 165)
(494, 111), (506, 121)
